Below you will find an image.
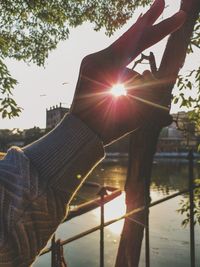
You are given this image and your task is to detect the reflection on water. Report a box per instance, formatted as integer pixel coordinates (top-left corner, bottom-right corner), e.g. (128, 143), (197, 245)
(92, 193), (126, 235)
(75, 158), (200, 203)
(34, 158), (200, 267)
(151, 159), (198, 195)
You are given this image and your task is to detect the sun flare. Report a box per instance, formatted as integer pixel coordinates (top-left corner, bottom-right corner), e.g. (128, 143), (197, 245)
(110, 84), (127, 97)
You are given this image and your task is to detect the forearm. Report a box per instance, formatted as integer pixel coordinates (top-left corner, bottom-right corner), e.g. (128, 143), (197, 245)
(23, 113), (105, 202)
(0, 114), (105, 266)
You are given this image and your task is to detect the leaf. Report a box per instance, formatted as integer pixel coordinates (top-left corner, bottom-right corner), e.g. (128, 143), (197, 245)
(0, 0), (199, 119)
(174, 97), (179, 104)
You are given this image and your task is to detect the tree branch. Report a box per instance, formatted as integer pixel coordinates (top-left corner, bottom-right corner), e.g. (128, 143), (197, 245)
(158, 0), (200, 99)
(115, 2), (200, 267)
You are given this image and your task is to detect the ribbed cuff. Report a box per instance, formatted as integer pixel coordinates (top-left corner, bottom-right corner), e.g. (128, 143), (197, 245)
(23, 114), (105, 200)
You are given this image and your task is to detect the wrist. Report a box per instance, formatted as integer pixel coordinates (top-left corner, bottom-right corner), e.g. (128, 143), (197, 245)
(69, 110), (104, 140)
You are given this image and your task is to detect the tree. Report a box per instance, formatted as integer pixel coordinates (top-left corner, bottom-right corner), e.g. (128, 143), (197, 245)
(0, 0), (152, 118)
(0, 128), (23, 151)
(177, 179), (200, 227)
(115, 1), (200, 266)
(23, 126), (46, 145)
(0, 129), (13, 151)
(1, 0), (199, 119)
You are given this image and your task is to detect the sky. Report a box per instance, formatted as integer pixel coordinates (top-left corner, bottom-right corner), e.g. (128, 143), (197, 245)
(0, 0), (199, 129)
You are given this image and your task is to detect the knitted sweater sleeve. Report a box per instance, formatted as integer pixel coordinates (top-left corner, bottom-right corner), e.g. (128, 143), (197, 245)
(0, 114), (105, 267)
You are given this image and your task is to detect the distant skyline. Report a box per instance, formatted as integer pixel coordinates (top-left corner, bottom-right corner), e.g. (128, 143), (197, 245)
(0, 0), (198, 129)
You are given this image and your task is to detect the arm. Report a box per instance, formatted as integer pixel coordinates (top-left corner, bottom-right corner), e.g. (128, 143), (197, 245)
(0, 115), (104, 267)
(0, 1), (186, 266)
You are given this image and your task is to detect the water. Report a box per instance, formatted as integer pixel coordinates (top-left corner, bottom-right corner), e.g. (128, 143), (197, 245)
(34, 158), (200, 267)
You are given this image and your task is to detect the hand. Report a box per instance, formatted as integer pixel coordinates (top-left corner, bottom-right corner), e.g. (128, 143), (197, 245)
(70, 0), (186, 145)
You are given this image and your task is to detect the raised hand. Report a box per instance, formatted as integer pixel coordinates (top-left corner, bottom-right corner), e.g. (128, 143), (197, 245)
(71, 0), (186, 145)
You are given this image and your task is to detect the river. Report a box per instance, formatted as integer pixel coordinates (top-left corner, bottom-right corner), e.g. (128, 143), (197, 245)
(34, 157), (200, 267)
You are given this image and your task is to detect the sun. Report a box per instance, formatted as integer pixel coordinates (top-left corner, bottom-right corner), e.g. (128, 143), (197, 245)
(110, 84), (127, 97)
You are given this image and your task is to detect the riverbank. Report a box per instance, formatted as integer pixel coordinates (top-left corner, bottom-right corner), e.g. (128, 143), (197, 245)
(106, 152), (200, 159)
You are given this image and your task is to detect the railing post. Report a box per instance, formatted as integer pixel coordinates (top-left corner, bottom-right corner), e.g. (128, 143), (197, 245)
(145, 178), (150, 267)
(51, 234), (56, 267)
(188, 149), (195, 267)
(51, 235), (68, 267)
(98, 187), (108, 267)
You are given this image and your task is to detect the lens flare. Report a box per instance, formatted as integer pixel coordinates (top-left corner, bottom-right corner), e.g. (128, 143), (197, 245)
(110, 84), (126, 97)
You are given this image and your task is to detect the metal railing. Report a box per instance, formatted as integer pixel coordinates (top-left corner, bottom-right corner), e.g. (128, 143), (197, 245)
(40, 150), (199, 267)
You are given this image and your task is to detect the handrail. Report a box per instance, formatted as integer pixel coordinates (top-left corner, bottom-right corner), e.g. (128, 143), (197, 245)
(41, 184), (200, 256)
(66, 187), (121, 221)
(39, 150), (198, 267)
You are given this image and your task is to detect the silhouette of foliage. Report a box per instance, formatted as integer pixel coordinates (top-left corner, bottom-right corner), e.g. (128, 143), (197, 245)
(0, 0), (199, 118)
(177, 179), (200, 227)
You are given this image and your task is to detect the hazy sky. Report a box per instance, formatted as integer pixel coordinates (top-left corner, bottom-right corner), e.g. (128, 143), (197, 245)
(0, 0), (199, 129)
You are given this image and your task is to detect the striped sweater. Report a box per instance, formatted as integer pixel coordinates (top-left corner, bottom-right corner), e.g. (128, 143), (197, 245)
(0, 114), (104, 266)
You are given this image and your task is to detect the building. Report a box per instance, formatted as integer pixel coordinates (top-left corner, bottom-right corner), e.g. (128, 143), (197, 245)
(157, 112), (198, 152)
(46, 103), (69, 129)
(106, 112), (199, 153)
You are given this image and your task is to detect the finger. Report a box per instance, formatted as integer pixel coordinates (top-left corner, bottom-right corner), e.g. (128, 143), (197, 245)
(141, 0), (165, 25)
(108, 0), (165, 66)
(142, 70), (154, 80)
(140, 11), (186, 52)
(111, 10), (186, 68)
(121, 68), (141, 84)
